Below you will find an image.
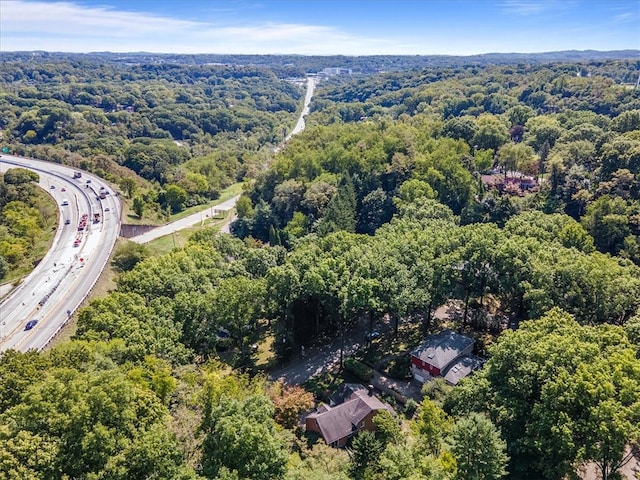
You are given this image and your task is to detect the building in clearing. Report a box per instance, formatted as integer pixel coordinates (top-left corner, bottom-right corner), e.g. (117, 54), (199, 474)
(410, 329), (480, 384)
(305, 384), (394, 447)
(322, 67), (352, 76)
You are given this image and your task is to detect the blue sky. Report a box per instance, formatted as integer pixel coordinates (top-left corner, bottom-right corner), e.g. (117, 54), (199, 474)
(1, 0), (638, 55)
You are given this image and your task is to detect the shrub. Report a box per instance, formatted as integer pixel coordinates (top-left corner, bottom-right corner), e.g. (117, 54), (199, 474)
(404, 398), (418, 418)
(385, 355), (412, 380)
(344, 358), (373, 382)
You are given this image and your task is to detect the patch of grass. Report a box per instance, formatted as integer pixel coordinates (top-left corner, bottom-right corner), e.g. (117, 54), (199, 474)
(120, 182), (244, 226)
(144, 214), (231, 257)
(255, 333), (275, 369)
(2, 189), (58, 284)
(165, 182), (244, 223)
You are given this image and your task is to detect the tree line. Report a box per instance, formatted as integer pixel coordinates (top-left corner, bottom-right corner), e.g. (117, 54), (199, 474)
(1, 54), (640, 479)
(0, 58), (303, 219)
(0, 168), (55, 280)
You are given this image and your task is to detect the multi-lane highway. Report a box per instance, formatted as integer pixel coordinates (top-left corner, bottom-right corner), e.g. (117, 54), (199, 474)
(0, 155), (121, 352)
(0, 78), (315, 352)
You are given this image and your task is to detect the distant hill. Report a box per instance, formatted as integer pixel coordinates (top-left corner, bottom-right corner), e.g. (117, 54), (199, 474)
(1, 49), (637, 75)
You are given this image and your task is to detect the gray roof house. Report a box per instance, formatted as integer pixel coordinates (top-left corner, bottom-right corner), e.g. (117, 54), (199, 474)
(306, 385), (394, 447)
(410, 329), (479, 384)
(442, 355), (485, 385)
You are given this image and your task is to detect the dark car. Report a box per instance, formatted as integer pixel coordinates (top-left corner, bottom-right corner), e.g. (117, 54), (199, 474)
(366, 330), (381, 340)
(64, 219), (71, 225)
(25, 319), (38, 330)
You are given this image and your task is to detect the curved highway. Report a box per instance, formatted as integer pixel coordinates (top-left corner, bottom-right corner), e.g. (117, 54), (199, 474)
(0, 77), (315, 351)
(0, 155), (121, 352)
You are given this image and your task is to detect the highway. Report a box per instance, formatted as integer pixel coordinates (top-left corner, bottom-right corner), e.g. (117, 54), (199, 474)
(0, 155), (121, 352)
(288, 76), (318, 138)
(0, 77), (316, 351)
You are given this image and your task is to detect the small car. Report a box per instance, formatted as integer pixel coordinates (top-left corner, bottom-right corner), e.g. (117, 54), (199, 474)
(105, 207), (110, 212)
(366, 330), (381, 340)
(64, 219), (71, 225)
(86, 179), (92, 183)
(50, 185), (55, 189)
(216, 328), (230, 339)
(25, 319), (38, 330)
(61, 187), (66, 192)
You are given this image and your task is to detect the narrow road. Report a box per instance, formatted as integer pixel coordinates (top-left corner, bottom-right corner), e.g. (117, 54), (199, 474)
(270, 312), (387, 386)
(288, 76), (318, 138)
(130, 76), (318, 244)
(129, 195), (240, 244)
(269, 315), (423, 402)
(270, 324), (365, 385)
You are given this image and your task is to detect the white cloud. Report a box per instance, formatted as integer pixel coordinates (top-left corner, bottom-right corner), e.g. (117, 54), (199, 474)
(497, 0), (572, 16)
(614, 11), (638, 23)
(1, 1), (198, 36)
(499, 0), (546, 15)
(0, 0), (403, 54)
(1, 0), (636, 55)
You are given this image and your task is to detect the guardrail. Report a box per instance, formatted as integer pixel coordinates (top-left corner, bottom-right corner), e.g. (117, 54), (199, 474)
(0, 157), (120, 351)
(40, 176), (116, 351)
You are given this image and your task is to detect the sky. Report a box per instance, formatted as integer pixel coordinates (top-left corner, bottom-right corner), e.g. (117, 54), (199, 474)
(0, 0), (638, 56)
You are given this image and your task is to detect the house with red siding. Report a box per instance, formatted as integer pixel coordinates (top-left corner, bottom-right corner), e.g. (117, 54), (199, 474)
(410, 330), (476, 384)
(305, 384), (394, 447)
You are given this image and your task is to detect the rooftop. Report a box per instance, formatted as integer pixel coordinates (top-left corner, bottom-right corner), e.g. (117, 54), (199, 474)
(411, 329), (475, 370)
(308, 388), (393, 445)
(442, 355), (484, 385)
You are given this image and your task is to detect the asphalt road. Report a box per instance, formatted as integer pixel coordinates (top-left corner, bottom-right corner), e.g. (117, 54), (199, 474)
(270, 327), (365, 386)
(0, 155), (121, 352)
(287, 76), (318, 139)
(129, 195), (240, 244)
(0, 76), (317, 349)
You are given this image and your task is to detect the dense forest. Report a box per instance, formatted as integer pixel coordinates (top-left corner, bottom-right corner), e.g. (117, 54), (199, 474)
(0, 168), (55, 280)
(1, 52), (640, 480)
(0, 58), (303, 219)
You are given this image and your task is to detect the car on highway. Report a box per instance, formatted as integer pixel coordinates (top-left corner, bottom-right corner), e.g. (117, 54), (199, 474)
(24, 319), (38, 330)
(105, 207), (110, 212)
(86, 179), (92, 183)
(61, 187), (66, 192)
(50, 185), (55, 189)
(61, 199), (69, 206)
(64, 219), (71, 225)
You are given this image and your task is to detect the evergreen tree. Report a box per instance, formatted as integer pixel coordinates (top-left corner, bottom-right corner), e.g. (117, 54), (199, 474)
(316, 174), (357, 235)
(450, 413), (508, 480)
